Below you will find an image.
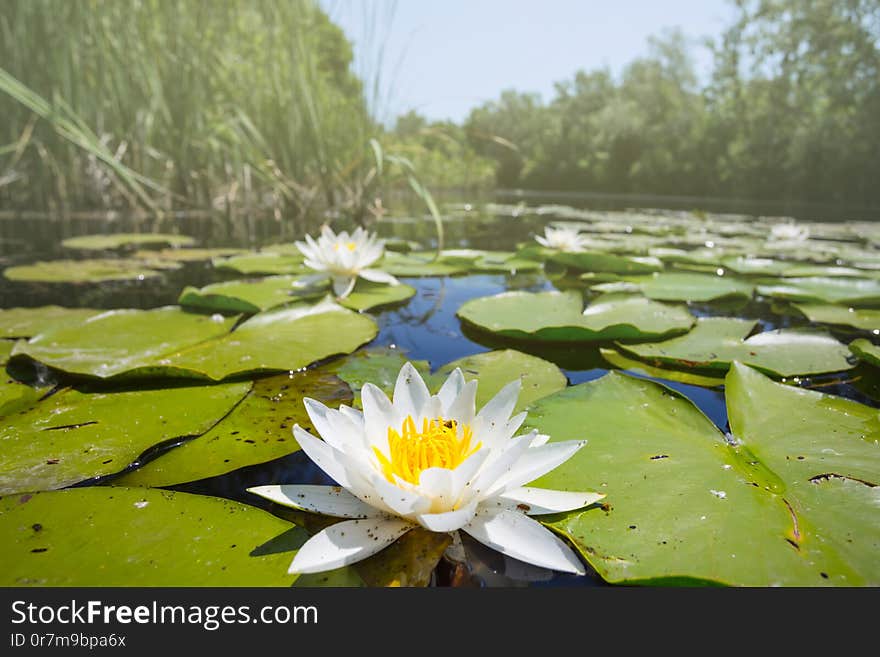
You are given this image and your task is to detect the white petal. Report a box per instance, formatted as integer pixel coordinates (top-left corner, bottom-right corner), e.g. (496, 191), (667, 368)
(530, 433), (550, 447)
(338, 404), (363, 424)
(393, 362), (432, 420)
(359, 268), (400, 286)
(303, 399), (367, 460)
(446, 379), (478, 428)
(366, 470), (433, 518)
(436, 368), (465, 411)
(360, 383), (394, 449)
(474, 379), (521, 439)
(293, 425), (355, 488)
(414, 498), (479, 532)
(485, 440), (587, 498)
(416, 448), (488, 510)
(462, 509), (585, 575)
(492, 487), (605, 515)
(479, 411), (528, 452)
(332, 275), (357, 298)
(535, 235), (549, 248)
(468, 432), (536, 499)
(246, 485), (380, 518)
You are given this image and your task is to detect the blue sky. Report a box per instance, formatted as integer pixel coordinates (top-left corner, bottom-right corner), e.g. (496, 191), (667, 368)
(321, 0), (735, 126)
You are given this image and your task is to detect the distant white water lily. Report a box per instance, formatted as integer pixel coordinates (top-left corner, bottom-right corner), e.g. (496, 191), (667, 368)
(535, 226), (589, 252)
(768, 222), (810, 243)
(295, 226), (399, 298)
(249, 363), (602, 576)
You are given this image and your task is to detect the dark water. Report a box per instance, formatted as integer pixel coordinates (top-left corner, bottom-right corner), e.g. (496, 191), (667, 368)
(2, 205), (878, 587)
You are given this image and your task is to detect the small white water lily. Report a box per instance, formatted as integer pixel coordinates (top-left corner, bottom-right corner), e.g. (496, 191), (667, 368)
(535, 225), (589, 252)
(248, 363), (603, 576)
(768, 222), (810, 243)
(295, 225), (399, 298)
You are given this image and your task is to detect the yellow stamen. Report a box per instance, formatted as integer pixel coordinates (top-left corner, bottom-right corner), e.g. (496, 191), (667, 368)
(333, 241), (358, 252)
(374, 415), (480, 485)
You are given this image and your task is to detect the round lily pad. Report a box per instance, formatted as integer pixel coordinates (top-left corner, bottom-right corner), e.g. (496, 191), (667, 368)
(179, 275), (328, 314)
(379, 252), (469, 277)
(213, 253), (307, 276)
(757, 277), (880, 307)
(0, 488), (299, 586)
(849, 339), (880, 368)
(61, 233), (195, 250)
(615, 317), (853, 377)
(599, 347), (726, 388)
(549, 251), (663, 275)
(0, 380), (250, 495)
(0, 306), (102, 338)
(133, 247), (247, 262)
(3, 259), (164, 283)
(338, 280), (417, 312)
(603, 272), (754, 303)
(457, 290), (694, 343)
(792, 303), (880, 333)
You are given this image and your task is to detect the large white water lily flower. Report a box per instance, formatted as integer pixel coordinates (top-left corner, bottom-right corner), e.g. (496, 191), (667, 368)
(295, 225), (399, 298)
(535, 225), (589, 252)
(248, 363), (603, 576)
(768, 222), (810, 243)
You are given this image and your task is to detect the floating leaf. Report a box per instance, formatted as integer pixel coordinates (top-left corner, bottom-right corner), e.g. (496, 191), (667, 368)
(792, 303), (880, 332)
(3, 259), (164, 283)
(0, 306), (103, 338)
(849, 339), (880, 368)
(379, 251), (468, 277)
(325, 347), (430, 406)
(549, 251), (663, 274)
(616, 317), (853, 377)
(61, 233), (195, 250)
(531, 369), (879, 585)
(433, 349), (566, 411)
(179, 275), (327, 314)
(155, 299), (378, 381)
(757, 277), (880, 307)
(0, 340), (13, 365)
(338, 280), (417, 312)
(133, 247), (247, 262)
(457, 290), (694, 342)
(601, 272), (754, 303)
(213, 253), (307, 276)
(0, 380), (250, 495)
(599, 348), (725, 387)
(116, 370), (351, 488)
(11, 307), (238, 379)
(0, 488), (299, 586)
(721, 256), (796, 276)
(0, 376), (41, 418)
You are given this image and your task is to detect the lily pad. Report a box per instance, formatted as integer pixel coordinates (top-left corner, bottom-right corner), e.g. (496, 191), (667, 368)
(0, 306), (102, 338)
(757, 277), (880, 307)
(530, 368), (879, 585)
(0, 376), (41, 418)
(3, 259), (164, 283)
(603, 272), (754, 303)
(325, 347), (430, 406)
(457, 290), (694, 343)
(549, 251), (664, 275)
(379, 251), (469, 277)
(721, 256), (796, 277)
(599, 348), (726, 387)
(213, 253), (307, 276)
(0, 380), (250, 495)
(0, 340), (14, 365)
(61, 233), (195, 250)
(133, 247), (247, 262)
(155, 299), (378, 381)
(116, 370), (351, 488)
(11, 307), (238, 379)
(792, 303), (880, 332)
(616, 317), (853, 377)
(849, 339), (880, 368)
(179, 275), (327, 314)
(338, 279), (417, 312)
(0, 488), (299, 586)
(433, 349), (567, 411)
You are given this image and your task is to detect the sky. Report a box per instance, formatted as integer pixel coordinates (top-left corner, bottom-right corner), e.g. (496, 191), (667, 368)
(321, 0), (736, 126)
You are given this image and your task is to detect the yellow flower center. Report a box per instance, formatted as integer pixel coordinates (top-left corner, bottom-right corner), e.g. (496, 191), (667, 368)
(374, 415), (480, 485)
(333, 241), (357, 252)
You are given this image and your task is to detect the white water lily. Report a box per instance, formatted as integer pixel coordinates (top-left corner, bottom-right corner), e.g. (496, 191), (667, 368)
(295, 225), (399, 298)
(248, 363), (603, 576)
(768, 222), (810, 243)
(535, 225), (589, 252)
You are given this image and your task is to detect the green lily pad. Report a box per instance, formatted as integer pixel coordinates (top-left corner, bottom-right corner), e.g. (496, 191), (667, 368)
(0, 380), (250, 495)
(61, 233), (195, 250)
(179, 275), (328, 314)
(457, 290), (694, 343)
(433, 349), (567, 411)
(0, 488), (299, 586)
(782, 265), (873, 278)
(11, 307), (238, 379)
(849, 339), (880, 368)
(133, 247), (247, 262)
(549, 251), (663, 275)
(3, 259), (164, 283)
(156, 299), (378, 381)
(531, 368), (879, 585)
(116, 370), (351, 488)
(792, 303), (880, 332)
(616, 317), (853, 377)
(325, 347), (430, 406)
(0, 340), (14, 365)
(721, 256), (796, 277)
(606, 272), (754, 303)
(213, 253), (307, 276)
(599, 347), (725, 387)
(0, 306), (103, 338)
(379, 251), (468, 277)
(757, 277), (880, 307)
(0, 376), (41, 418)
(338, 280), (417, 312)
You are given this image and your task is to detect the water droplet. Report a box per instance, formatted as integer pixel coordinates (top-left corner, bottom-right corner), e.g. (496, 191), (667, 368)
(134, 500), (148, 509)
(710, 489), (727, 499)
